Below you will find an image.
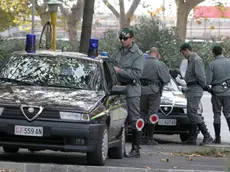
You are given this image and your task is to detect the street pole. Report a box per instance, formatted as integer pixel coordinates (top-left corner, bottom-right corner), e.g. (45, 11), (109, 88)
(31, 0), (35, 34)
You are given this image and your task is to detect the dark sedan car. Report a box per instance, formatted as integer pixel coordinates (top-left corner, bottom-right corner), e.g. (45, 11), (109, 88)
(0, 51), (127, 166)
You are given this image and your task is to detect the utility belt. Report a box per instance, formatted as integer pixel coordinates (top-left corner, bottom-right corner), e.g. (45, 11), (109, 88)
(186, 81), (199, 87)
(140, 79), (160, 86)
(212, 80), (230, 90)
(120, 79), (137, 86)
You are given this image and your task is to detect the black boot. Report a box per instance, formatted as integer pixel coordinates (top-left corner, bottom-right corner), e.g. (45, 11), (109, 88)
(213, 123), (221, 144)
(183, 124), (197, 145)
(146, 124), (158, 145)
(197, 122), (213, 146)
(125, 130), (141, 158)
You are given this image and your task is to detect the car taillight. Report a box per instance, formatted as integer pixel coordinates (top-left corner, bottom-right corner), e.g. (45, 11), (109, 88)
(136, 118), (144, 131)
(149, 114), (159, 124)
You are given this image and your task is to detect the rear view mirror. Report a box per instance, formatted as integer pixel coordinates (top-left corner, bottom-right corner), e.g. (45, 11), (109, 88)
(111, 85), (127, 95)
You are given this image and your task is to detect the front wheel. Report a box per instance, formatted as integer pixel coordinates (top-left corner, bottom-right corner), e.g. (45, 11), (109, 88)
(108, 127), (125, 159)
(87, 127), (108, 166)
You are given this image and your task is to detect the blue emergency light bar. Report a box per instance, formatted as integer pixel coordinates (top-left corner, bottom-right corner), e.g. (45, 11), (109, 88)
(25, 34), (36, 53)
(88, 38), (98, 58)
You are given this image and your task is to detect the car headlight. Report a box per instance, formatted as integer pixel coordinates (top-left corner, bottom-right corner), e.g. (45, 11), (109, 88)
(59, 112), (89, 121)
(0, 107), (4, 116)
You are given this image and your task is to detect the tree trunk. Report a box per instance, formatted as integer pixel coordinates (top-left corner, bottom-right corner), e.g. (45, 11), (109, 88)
(79, 0), (95, 54)
(67, 0), (84, 41)
(176, 3), (189, 41)
(102, 0), (141, 28)
(175, 0), (205, 41)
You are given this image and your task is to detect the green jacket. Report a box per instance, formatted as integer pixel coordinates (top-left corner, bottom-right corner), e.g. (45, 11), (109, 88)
(206, 55), (230, 96)
(141, 56), (170, 95)
(111, 43), (144, 98)
(184, 52), (206, 98)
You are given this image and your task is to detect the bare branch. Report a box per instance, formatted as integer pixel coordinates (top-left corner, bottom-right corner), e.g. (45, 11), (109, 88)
(126, 0), (141, 19)
(59, 3), (70, 17)
(102, 0), (120, 18)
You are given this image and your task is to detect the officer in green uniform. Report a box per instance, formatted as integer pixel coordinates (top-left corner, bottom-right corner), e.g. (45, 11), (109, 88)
(206, 45), (230, 144)
(140, 47), (170, 145)
(180, 43), (213, 145)
(111, 27), (144, 158)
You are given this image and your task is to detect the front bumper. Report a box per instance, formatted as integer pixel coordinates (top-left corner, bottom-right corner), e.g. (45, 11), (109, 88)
(0, 119), (105, 153)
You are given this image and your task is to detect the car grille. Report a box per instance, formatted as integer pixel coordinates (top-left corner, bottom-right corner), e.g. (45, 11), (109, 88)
(158, 107), (184, 116)
(0, 107), (60, 120)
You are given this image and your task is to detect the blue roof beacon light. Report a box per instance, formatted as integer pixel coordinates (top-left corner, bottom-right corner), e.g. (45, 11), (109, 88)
(100, 51), (108, 57)
(143, 53), (149, 59)
(25, 34), (36, 53)
(88, 38), (99, 58)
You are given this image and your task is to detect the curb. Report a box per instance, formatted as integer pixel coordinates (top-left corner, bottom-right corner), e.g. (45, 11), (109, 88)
(0, 162), (225, 172)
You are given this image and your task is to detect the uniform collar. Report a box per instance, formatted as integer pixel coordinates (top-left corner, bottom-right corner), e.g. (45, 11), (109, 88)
(147, 56), (158, 60)
(120, 43), (138, 52)
(215, 55), (225, 59)
(188, 52), (197, 61)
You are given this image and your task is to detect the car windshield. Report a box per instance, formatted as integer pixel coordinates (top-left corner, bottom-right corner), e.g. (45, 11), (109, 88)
(163, 78), (179, 92)
(0, 54), (103, 91)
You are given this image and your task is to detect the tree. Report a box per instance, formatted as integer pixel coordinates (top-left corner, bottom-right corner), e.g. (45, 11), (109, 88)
(79, 0), (95, 54)
(0, 8), (16, 31)
(0, 0), (84, 40)
(102, 0), (141, 27)
(175, 0), (204, 41)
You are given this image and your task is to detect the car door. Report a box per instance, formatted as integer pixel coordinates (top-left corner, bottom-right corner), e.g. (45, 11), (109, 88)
(103, 60), (127, 141)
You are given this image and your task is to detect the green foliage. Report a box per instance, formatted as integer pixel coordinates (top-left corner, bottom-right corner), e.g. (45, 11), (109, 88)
(98, 30), (120, 56)
(0, 8), (16, 31)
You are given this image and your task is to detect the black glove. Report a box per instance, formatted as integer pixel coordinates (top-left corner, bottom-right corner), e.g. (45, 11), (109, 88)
(204, 85), (214, 94)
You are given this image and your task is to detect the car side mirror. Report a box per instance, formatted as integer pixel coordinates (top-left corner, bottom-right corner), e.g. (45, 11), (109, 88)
(111, 85), (127, 95)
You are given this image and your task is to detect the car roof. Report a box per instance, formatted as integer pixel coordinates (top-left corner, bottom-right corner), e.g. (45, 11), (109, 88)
(12, 50), (102, 63)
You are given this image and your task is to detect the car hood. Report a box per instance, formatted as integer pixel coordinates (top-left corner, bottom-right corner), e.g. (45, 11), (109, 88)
(161, 90), (187, 107)
(0, 85), (105, 111)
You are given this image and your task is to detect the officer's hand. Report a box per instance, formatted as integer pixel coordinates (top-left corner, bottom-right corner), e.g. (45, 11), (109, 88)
(204, 85), (214, 94)
(114, 66), (120, 73)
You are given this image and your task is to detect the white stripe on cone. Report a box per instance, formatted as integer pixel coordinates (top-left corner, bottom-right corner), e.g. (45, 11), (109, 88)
(149, 114), (159, 124)
(136, 118), (144, 131)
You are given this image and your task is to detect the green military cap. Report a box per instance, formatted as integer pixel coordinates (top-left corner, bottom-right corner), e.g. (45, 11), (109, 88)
(119, 27), (134, 37)
(212, 44), (222, 50)
(180, 43), (192, 51)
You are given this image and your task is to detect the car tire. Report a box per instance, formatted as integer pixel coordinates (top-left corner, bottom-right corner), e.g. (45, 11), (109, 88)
(3, 147), (19, 153)
(87, 127), (108, 166)
(180, 134), (190, 142)
(108, 127), (125, 159)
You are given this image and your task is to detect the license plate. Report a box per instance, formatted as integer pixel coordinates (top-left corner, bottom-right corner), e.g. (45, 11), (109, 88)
(158, 119), (177, 126)
(14, 125), (43, 137)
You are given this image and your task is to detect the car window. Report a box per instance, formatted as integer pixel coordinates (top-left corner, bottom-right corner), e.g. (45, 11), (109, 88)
(0, 55), (103, 91)
(163, 78), (179, 92)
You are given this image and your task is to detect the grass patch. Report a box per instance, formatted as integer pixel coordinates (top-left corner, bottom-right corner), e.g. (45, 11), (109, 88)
(173, 147), (230, 157)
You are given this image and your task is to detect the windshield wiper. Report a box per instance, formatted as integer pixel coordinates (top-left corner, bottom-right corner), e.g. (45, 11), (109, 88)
(0, 78), (35, 86)
(46, 84), (82, 89)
